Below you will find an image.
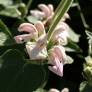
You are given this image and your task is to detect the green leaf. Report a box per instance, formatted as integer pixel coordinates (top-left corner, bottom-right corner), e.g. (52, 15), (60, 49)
(27, 16), (39, 24)
(64, 55), (74, 64)
(47, 0), (73, 42)
(71, 2), (78, 7)
(0, 49), (25, 92)
(0, 20), (12, 37)
(0, 6), (21, 18)
(0, 20), (15, 46)
(0, 0), (13, 6)
(34, 88), (47, 92)
(0, 49), (49, 92)
(25, 59), (48, 65)
(18, 3), (27, 18)
(0, 32), (14, 46)
(68, 27), (80, 42)
(66, 39), (82, 52)
(80, 82), (92, 92)
(79, 81), (88, 92)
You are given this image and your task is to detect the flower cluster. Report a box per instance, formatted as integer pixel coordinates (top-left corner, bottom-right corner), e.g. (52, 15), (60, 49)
(14, 4), (73, 77)
(30, 4), (69, 27)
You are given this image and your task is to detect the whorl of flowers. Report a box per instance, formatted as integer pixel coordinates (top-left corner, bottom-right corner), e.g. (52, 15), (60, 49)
(14, 4), (72, 77)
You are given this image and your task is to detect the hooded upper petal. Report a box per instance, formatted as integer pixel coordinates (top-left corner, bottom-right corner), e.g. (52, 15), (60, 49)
(48, 45), (67, 77)
(14, 22), (45, 43)
(34, 21), (46, 36)
(51, 22), (69, 45)
(38, 4), (51, 17)
(48, 45), (66, 64)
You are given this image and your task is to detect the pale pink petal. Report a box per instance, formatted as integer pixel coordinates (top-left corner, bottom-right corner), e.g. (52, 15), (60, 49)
(38, 4), (51, 17)
(14, 33), (35, 43)
(26, 42), (47, 60)
(54, 45), (66, 62)
(47, 4), (54, 16)
(57, 32), (68, 45)
(57, 62), (63, 76)
(55, 25), (66, 32)
(61, 13), (70, 21)
(53, 56), (63, 74)
(48, 54), (63, 77)
(34, 21), (46, 36)
(51, 22), (69, 45)
(53, 54), (60, 66)
(36, 34), (47, 49)
(48, 63), (63, 77)
(48, 4), (54, 13)
(43, 14), (54, 27)
(18, 23), (38, 33)
(14, 35), (23, 43)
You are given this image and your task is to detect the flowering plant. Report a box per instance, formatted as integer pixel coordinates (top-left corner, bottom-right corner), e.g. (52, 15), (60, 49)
(0, 0), (92, 92)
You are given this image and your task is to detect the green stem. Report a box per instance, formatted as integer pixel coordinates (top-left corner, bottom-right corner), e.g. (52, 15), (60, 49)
(76, 0), (89, 29)
(0, 20), (13, 38)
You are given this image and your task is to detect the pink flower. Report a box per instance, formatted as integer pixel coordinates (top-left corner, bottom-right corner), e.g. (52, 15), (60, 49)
(51, 22), (69, 45)
(14, 21), (46, 43)
(14, 34), (35, 43)
(26, 34), (47, 60)
(30, 4), (54, 20)
(30, 4), (70, 28)
(14, 21), (47, 60)
(48, 45), (66, 77)
(30, 4), (54, 27)
(14, 23), (38, 43)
